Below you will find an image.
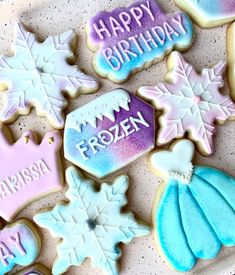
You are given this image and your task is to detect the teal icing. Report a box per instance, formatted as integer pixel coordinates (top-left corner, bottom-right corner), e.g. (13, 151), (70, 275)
(155, 166), (235, 272)
(156, 180), (196, 272)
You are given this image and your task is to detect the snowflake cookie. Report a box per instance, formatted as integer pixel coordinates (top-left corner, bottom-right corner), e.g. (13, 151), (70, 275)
(0, 22), (98, 129)
(174, 0), (235, 28)
(150, 140), (235, 272)
(138, 51), (235, 155)
(0, 127), (63, 221)
(34, 167), (150, 275)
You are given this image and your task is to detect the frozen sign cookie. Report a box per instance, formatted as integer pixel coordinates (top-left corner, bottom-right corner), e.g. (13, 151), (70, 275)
(0, 22), (98, 129)
(34, 167), (150, 275)
(174, 0), (235, 28)
(87, 0), (194, 83)
(0, 128), (63, 221)
(0, 219), (41, 274)
(150, 140), (235, 272)
(64, 89), (155, 178)
(139, 51), (235, 155)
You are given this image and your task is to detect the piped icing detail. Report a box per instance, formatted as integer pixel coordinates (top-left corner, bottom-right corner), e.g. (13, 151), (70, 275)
(139, 51), (235, 155)
(87, 0), (194, 83)
(34, 167), (150, 275)
(0, 128), (63, 221)
(174, 0), (235, 28)
(0, 219), (41, 274)
(169, 163), (193, 184)
(150, 139), (194, 183)
(150, 140), (235, 272)
(0, 22), (98, 129)
(70, 89), (131, 132)
(64, 89), (155, 178)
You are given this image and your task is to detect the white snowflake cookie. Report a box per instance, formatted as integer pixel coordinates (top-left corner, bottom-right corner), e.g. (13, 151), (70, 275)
(34, 167), (150, 275)
(138, 51), (235, 155)
(0, 23), (99, 129)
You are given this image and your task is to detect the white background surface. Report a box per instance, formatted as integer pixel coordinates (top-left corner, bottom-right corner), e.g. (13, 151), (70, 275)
(0, 0), (235, 274)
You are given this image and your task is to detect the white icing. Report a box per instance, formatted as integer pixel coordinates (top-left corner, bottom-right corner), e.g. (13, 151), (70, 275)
(0, 23), (98, 129)
(67, 89), (131, 132)
(150, 140), (194, 183)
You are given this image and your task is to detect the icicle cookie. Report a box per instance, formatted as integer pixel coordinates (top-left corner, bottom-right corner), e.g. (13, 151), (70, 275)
(86, 0), (194, 83)
(138, 51), (235, 155)
(0, 219), (41, 274)
(174, 0), (235, 28)
(0, 22), (98, 129)
(0, 127), (63, 221)
(34, 167), (150, 275)
(150, 140), (235, 272)
(64, 89), (155, 178)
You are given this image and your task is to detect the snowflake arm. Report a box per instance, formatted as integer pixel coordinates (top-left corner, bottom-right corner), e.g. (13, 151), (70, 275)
(34, 167), (150, 275)
(138, 51), (235, 155)
(0, 22), (98, 129)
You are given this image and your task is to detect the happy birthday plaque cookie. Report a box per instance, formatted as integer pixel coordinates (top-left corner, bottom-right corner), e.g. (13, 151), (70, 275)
(64, 89), (155, 178)
(86, 0), (194, 83)
(0, 219), (41, 274)
(0, 128), (63, 221)
(174, 0), (235, 28)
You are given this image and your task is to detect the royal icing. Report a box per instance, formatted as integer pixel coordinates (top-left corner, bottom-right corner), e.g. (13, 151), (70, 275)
(0, 128), (62, 221)
(151, 140), (194, 184)
(0, 22), (98, 129)
(150, 140), (235, 272)
(227, 22), (235, 100)
(15, 263), (51, 275)
(0, 219), (41, 274)
(174, 0), (235, 28)
(87, 0), (193, 83)
(34, 167), (150, 275)
(138, 51), (235, 155)
(64, 89), (155, 178)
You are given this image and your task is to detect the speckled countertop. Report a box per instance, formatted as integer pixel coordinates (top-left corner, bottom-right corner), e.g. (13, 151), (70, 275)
(0, 0), (235, 274)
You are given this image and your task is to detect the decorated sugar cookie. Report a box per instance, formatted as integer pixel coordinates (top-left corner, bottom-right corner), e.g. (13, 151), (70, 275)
(64, 89), (155, 178)
(34, 167), (150, 275)
(0, 219), (41, 274)
(0, 22), (98, 129)
(150, 140), (235, 272)
(0, 127), (63, 221)
(14, 263), (51, 275)
(227, 22), (235, 100)
(87, 0), (194, 83)
(174, 0), (235, 28)
(138, 51), (235, 155)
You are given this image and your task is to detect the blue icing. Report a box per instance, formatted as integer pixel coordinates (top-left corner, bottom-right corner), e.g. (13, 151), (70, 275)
(155, 166), (235, 272)
(0, 223), (39, 274)
(95, 12), (193, 82)
(64, 128), (115, 178)
(156, 180), (196, 272)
